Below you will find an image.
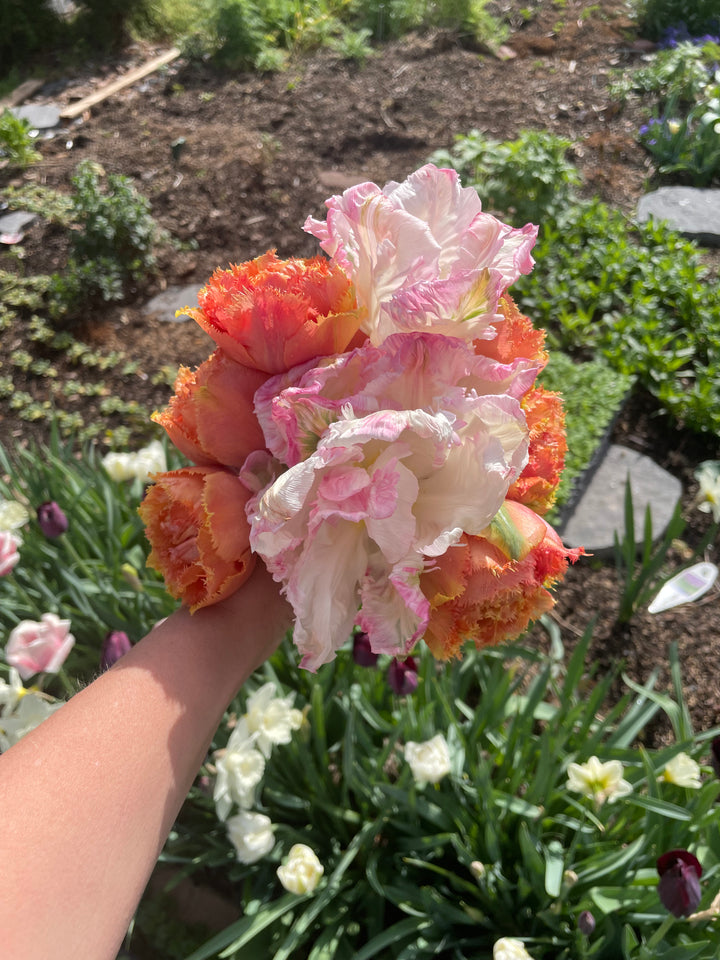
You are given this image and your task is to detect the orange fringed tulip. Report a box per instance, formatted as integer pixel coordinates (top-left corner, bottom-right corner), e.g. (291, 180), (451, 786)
(184, 250), (365, 375)
(152, 350), (268, 470)
(477, 294), (548, 367)
(508, 385), (568, 515)
(139, 466), (256, 612)
(421, 500), (581, 660)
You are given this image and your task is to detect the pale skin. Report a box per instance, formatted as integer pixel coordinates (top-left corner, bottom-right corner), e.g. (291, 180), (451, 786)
(0, 562), (292, 960)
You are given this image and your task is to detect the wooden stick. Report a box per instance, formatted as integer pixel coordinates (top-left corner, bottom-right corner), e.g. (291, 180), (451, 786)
(0, 79), (45, 110)
(59, 47), (181, 120)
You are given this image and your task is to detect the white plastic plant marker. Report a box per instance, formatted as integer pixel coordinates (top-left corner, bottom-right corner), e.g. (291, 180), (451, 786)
(648, 561), (719, 614)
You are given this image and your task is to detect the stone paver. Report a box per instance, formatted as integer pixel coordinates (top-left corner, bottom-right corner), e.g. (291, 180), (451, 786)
(142, 284), (203, 322)
(637, 187), (720, 246)
(559, 444), (682, 557)
(10, 104), (61, 131)
(0, 211), (38, 235)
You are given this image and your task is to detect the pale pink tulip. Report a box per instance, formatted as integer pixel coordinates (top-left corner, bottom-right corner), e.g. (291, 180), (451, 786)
(5, 613), (75, 680)
(304, 163), (537, 345)
(0, 530), (21, 576)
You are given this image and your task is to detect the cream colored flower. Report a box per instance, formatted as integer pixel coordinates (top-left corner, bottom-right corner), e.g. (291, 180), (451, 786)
(695, 461), (720, 523)
(102, 440), (167, 483)
(0, 689), (63, 752)
(0, 498), (29, 531)
(493, 937), (535, 960)
(226, 811), (275, 864)
(470, 861), (486, 881)
(244, 682), (303, 758)
(405, 733), (451, 785)
(277, 843), (324, 894)
(660, 752), (702, 789)
(213, 727), (266, 821)
(566, 756), (632, 806)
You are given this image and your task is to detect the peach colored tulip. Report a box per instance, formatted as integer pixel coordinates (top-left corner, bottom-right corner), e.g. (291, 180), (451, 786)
(507, 385), (567, 515)
(421, 500), (581, 659)
(153, 350), (269, 470)
(139, 466), (255, 611)
(476, 295), (548, 367)
(184, 250), (364, 374)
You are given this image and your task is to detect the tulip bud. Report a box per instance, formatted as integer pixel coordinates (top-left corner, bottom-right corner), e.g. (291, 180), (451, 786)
(388, 656), (418, 695)
(577, 910), (595, 935)
(657, 849), (703, 918)
(710, 737), (720, 779)
(36, 501), (68, 538)
(352, 632), (379, 667)
(100, 630), (132, 670)
(121, 563), (144, 592)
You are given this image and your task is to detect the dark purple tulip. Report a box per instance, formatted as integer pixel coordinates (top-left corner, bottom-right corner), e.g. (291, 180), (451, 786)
(710, 737), (720, 779)
(36, 501), (68, 538)
(577, 910), (595, 935)
(657, 849), (703, 918)
(101, 630), (132, 670)
(352, 632), (379, 667)
(388, 656), (418, 695)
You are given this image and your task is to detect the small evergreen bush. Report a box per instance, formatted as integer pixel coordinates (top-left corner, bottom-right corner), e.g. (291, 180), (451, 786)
(633, 0), (720, 41)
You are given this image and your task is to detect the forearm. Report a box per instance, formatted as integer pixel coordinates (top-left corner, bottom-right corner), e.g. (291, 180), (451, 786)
(0, 563), (289, 960)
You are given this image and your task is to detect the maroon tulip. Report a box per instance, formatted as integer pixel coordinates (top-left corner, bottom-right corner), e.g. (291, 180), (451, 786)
(352, 632), (379, 667)
(36, 501), (68, 538)
(388, 656), (418, 695)
(101, 630), (132, 670)
(577, 910), (595, 935)
(657, 849), (702, 918)
(710, 737), (720, 779)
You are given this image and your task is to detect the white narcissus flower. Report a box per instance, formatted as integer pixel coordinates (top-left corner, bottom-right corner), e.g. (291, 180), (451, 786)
(102, 440), (167, 484)
(0, 668), (24, 714)
(660, 752), (702, 789)
(566, 756), (632, 806)
(0, 690), (63, 752)
(695, 460), (720, 523)
(226, 811), (275, 864)
(0, 498), (29, 531)
(493, 937), (535, 960)
(244, 682), (303, 758)
(277, 843), (324, 894)
(213, 723), (266, 821)
(405, 733), (451, 785)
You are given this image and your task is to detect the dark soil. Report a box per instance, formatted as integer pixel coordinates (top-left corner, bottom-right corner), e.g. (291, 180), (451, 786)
(2, 0), (719, 742)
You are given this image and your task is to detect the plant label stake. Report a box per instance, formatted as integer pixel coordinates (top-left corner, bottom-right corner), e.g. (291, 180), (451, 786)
(648, 561), (719, 614)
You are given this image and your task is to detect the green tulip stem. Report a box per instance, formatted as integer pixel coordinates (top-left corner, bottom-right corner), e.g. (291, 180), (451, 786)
(645, 914), (676, 951)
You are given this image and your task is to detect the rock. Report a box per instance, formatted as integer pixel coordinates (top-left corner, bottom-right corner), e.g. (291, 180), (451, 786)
(10, 103), (61, 131)
(637, 187), (720, 247)
(559, 444), (682, 558)
(142, 284), (203, 322)
(0, 211), (38, 234)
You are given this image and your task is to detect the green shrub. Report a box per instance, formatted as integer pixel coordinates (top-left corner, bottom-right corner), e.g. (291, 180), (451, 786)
(49, 160), (163, 318)
(0, 0), (65, 75)
(430, 129), (581, 226)
(0, 110), (41, 168)
(633, 0), (720, 40)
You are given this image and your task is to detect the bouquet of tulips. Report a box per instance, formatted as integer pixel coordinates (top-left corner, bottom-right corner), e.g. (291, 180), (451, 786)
(139, 164), (580, 670)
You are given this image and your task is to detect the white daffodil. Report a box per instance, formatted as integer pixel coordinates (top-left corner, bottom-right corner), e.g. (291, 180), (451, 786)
(660, 752), (702, 789)
(277, 843), (324, 894)
(0, 689), (63, 753)
(405, 732), (451, 785)
(226, 811), (275, 864)
(244, 682), (303, 758)
(0, 498), (29, 531)
(493, 937), (535, 960)
(566, 756), (632, 806)
(102, 440), (167, 484)
(695, 460), (720, 523)
(213, 728), (266, 821)
(0, 668), (25, 716)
